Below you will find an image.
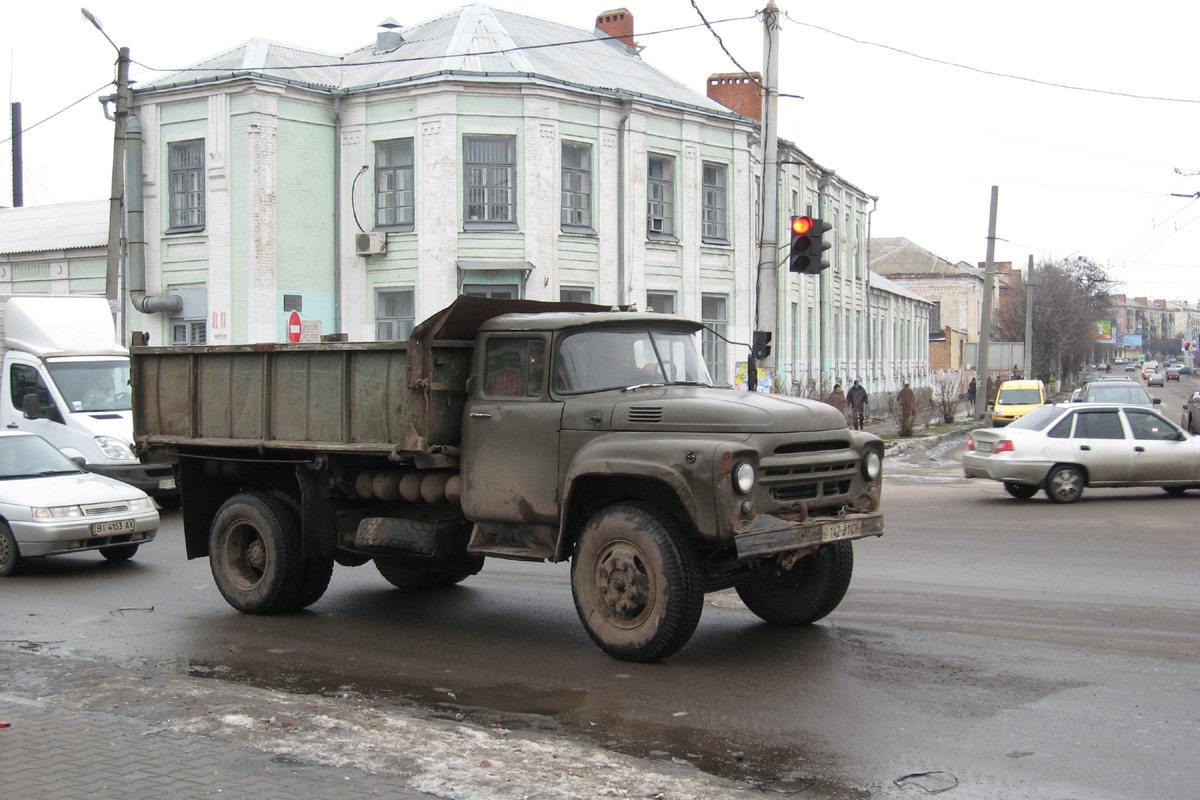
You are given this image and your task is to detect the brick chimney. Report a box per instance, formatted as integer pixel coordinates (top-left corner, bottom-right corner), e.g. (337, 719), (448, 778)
(595, 9), (636, 51)
(707, 73), (762, 120)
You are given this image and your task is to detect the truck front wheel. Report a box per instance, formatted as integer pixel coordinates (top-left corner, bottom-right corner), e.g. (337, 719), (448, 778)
(209, 492), (303, 614)
(570, 504), (703, 663)
(735, 540), (854, 626)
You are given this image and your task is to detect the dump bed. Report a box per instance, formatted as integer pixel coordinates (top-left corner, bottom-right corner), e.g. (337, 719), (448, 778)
(131, 339), (473, 457)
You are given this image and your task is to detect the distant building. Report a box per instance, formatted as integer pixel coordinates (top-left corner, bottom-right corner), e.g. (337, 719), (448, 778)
(0, 201), (108, 295)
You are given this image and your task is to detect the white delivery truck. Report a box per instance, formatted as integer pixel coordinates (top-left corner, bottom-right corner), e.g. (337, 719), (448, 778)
(0, 295), (179, 508)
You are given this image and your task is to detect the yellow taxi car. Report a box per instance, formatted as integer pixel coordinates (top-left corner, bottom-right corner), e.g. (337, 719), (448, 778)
(991, 379), (1047, 427)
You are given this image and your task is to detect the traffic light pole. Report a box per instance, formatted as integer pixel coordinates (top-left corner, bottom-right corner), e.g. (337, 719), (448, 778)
(753, 2), (781, 379)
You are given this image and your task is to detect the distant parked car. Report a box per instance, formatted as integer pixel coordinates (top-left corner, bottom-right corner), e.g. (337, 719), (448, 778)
(0, 432), (159, 576)
(964, 403), (1200, 503)
(1083, 372), (1102, 384)
(1179, 365), (1192, 375)
(1148, 373), (1166, 387)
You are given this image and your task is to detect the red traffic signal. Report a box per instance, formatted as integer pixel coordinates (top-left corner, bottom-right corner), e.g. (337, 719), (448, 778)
(789, 216), (833, 274)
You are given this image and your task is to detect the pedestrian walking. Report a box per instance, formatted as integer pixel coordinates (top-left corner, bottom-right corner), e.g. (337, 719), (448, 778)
(847, 380), (869, 430)
(967, 376), (977, 405)
(827, 383), (847, 418)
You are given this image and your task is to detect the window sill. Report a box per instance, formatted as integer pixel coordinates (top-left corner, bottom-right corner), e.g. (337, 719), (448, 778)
(702, 238), (732, 248)
(165, 226), (206, 235)
(374, 224), (414, 234)
(646, 232), (679, 244)
(464, 221), (519, 232)
(560, 225), (598, 237)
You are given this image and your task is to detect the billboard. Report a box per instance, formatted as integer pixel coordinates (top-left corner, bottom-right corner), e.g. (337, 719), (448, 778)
(1093, 321), (1114, 343)
(1122, 333), (1143, 347)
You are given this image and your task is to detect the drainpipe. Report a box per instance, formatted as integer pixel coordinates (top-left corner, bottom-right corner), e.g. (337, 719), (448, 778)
(617, 97), (632, 306)
(332, 90), (346, 334)
(125, 112), (182, 315)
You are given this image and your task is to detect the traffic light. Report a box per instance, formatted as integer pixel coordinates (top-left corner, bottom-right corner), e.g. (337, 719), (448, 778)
(789, 216), (833, 274)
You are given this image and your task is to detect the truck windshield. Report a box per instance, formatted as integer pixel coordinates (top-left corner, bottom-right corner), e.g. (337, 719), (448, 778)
(46, 360), (132, 412)
(554, 329), (713, 394)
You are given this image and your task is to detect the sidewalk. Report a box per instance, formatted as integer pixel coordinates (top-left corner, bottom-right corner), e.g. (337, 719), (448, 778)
(0, 648), (763, 800)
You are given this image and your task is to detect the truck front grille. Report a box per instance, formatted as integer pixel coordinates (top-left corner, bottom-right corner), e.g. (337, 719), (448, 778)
(760, 459), (858, 504)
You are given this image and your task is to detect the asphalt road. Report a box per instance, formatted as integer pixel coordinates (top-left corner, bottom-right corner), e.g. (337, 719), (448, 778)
(2, 384), (1198, 799)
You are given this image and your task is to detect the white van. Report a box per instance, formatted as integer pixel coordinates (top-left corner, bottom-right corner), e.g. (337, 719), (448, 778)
(0, 295), (179, 507)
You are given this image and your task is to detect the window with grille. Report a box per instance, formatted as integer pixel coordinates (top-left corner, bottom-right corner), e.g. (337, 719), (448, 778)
(465, 136), (516, 225)
(376, 288), (415, 341)
(375, 139), (414, 229)
(171, 320), (207, 345)
(168, 140), (205, 232)
(701, 162), (727, 242)
(701, 293), (728, 380)
(561, 142), (592, 229)
(647, 155), (674, 236)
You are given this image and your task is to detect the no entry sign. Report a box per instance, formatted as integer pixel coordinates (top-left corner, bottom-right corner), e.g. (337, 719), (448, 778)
(287, 310), (302, 343)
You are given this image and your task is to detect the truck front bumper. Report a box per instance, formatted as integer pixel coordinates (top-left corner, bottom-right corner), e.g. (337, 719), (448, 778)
(733, 511), (884, 559)
(86, 462), (178, 497)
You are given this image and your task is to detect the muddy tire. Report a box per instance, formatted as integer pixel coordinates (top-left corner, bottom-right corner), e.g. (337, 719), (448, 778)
(375, 556), (484, 589)
(1045, 465), (1085, 504)
(570, 504), (703, 663)
(209, 492), (304, 614)
(736, 540), (854, 626)
(1004, 481), (1039, 500)
(0, 522), (21, 577)
(269, 491), (334, 611)
(101, 543), (139, 562)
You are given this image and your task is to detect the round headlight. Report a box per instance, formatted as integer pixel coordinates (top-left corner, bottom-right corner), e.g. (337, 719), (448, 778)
(733, 461), (756, 494)
(862, 450), (882, 481)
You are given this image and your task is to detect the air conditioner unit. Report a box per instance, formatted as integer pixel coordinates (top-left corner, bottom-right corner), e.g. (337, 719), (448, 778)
(355, 232), (387, 256)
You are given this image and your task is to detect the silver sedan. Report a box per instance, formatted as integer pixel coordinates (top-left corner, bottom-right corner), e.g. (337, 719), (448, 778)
(0, 432), (159, 576)
(963, 403), (1200, 503)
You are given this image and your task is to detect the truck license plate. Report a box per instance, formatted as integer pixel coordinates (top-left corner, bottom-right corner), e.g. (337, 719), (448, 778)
(91, 519), (135, 536)
(821, 519), (862, 542)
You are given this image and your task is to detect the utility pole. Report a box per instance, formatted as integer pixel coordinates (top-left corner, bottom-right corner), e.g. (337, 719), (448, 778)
(104, 47), (130, 316)
(974, 186), (999, 420)
(10, 102), (22, 207)
(752, 1), (781, 385)
(1024, 254), (1034, 379)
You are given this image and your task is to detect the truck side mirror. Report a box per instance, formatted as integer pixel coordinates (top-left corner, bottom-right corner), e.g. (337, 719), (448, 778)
(22, 393), (41, 420)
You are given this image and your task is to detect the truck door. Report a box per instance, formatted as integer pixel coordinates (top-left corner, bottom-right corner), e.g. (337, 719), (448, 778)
(461, 335), (562, 526)
(3, 356), (66, 447)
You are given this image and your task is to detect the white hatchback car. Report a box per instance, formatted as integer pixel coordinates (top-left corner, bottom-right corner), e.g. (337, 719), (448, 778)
(963, 403), (1200, 503)
(0, 431), (159, 576)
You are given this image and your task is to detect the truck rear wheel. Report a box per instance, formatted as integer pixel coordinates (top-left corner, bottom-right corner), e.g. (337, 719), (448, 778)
(209, 492), (303, 614)
(268, 491), (334, 611)
(570, 503), (703, 663)
(374, 556), (484, 589)
(735, 540), (854, 626)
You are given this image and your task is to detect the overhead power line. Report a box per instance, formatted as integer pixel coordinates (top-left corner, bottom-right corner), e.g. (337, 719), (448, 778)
(782, 13), (1200, 105)
(0, 81), (112, 147)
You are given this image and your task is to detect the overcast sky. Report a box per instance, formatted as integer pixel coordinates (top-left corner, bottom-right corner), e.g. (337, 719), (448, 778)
(4, 1), (1199, 305)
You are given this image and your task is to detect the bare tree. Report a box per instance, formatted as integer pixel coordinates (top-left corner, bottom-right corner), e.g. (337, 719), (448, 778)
(996, 256), (1112, 384)
(930, 369), (962, 424)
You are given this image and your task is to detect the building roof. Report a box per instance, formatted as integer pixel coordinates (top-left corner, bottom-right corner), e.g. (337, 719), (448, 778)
(137, 4), (738, 118)
(868, 270), (932, 305)
(0, 201), (109, 255)
(869, 237), (978, 279)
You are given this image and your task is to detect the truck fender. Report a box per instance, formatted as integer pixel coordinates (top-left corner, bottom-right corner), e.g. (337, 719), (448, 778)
(554, 435), (720, 561)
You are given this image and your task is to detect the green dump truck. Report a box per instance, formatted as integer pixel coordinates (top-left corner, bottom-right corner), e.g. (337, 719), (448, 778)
(132, 297), (884, 662)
